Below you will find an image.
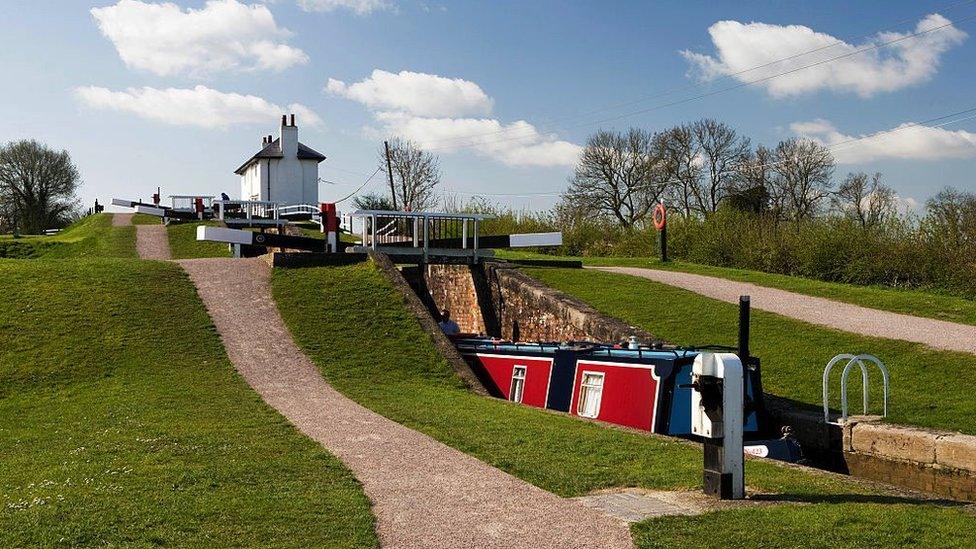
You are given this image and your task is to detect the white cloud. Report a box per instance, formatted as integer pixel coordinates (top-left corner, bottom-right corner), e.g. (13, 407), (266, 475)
(326, 70), (492, 118)
(682, 14), (966, 98)
(791, 118), (976, 163)
(91, 0), (308, 77)
(297, 0), (392, 15)
(373, 112), (580, 167)
(329, 69), (579, 167)
(74, 85), (322, 129)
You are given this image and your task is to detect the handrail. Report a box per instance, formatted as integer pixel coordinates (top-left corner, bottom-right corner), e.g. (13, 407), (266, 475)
(822, 353), (890, 423)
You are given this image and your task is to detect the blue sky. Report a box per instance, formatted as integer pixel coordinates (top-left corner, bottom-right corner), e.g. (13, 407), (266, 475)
(2, 0), (975, 213)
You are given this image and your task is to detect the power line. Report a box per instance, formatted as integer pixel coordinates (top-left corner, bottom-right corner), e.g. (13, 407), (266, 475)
(418, 0), (976, 149)
(420, 11), (976, 153)
(440, 105), (976, 198)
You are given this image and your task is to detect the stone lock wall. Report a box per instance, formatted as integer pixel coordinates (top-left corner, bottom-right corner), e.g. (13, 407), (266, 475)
(422, 264), (487, 334)
(843, 420), (976, 502)
(419, 261), (655, 344)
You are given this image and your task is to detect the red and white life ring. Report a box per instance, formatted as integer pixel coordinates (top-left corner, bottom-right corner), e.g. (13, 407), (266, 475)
(653, 203), (667, 230)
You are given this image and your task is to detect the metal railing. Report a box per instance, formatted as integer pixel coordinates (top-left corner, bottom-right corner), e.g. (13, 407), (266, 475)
(822, 353), (890, 424)
(170, 195), (214, 211)
(350, 209), (495, 258)
(276, 203), (320, 218)
(214, 200), (278, 222)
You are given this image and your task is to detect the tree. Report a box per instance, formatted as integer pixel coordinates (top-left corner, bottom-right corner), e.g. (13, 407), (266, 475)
(658, 124), (701, 218)
(729, 144), (775, 215)
(771, 138), (835, 222)
(924, 187), (976, 251)
(563, 128), (668, 228)
(690, 119), (751, 214)
(833, 172), (895, 228)
(0, 140), (81, 234)
(353, 192), (394, 211)
(379, 138), (440, 212)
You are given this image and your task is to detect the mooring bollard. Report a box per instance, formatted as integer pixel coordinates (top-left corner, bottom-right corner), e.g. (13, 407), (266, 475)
(691, 352), (745, 500)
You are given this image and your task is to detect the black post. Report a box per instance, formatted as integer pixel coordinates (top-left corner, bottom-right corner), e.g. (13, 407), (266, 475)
(738, 295), (750, 363)
(384, 140), (397, 210)
(660, 223), (668, 262)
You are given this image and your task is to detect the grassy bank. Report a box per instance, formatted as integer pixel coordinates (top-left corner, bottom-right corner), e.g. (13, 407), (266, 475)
(525, 267), (976, 435)
(167, 221), (232, 259)
(0, 214), (135, 259)
(0, 259), (376, 547)
(498, 250), (976, 327)
(271, 261), (973, 546)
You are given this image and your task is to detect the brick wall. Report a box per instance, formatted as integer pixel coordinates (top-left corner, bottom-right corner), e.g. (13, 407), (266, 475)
(422, 264), (487, 334)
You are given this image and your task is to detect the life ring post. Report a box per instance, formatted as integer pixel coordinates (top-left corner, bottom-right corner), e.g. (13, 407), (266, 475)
(653, 203), (668, 262)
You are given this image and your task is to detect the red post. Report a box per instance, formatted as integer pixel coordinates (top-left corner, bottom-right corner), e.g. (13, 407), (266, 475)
(321, 202), (338, 252)
(195, 197), (204, 219)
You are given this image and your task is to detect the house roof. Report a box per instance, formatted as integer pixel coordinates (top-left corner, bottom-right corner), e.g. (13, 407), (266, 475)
(234, 138), (327, 175)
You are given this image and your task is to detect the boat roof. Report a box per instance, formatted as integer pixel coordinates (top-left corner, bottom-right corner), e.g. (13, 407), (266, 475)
(454, 337), (702, 361)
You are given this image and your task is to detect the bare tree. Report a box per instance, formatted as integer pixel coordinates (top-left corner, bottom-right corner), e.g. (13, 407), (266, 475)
(563, 128), (668, 228)
(378, 138), (440, 211)
(833, 172), (896, 227)
(925, 187), (976, 251)
(690, 119), (751, 214)
(0, 140), (81, 234)
(658, 125), (701, 218)
(771, 138), (835, 222)
(729, 144), (775, 215)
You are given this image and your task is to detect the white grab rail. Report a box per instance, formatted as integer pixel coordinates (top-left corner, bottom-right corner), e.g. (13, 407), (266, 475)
(822, 353), (890, 424)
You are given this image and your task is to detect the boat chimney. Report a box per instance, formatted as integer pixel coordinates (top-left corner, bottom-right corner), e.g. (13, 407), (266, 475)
(738, 295), (750, 363)
(627, 336), (639, 350)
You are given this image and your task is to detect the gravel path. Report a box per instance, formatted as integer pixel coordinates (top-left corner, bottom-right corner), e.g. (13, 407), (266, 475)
(594, 266), (976, 355)
(111, 213), (133, 226)
(180, 257), (632, 549)
(136, 225), (171, 260)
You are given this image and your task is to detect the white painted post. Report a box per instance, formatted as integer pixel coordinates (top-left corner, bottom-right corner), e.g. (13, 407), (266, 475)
(413, 217), (419, 248)
(473, 219), (479, 254)
(423, 214), (429, 261)
(370, 214), (377, 250)
(361, 216), (368, 248)
(462, 219), (468, 249)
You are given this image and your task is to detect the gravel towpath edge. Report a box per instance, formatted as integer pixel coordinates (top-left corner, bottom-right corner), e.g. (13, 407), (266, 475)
(180, 257), (632, 549)
(136, 225), (171, 260)
(593, 266), (976, 355)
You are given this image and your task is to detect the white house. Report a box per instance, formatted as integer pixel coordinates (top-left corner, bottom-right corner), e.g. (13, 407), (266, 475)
(235, 114), (326, 205)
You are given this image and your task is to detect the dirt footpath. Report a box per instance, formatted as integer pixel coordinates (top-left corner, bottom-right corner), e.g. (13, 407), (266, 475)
(111, 213), (133, 226)
(594, 266), (976, 355)
(136, 225), (171, 260)
(180, 257), (632, 549)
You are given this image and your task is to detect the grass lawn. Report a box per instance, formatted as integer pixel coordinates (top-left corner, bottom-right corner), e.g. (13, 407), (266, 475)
(0, 259), (376, 547)
(271, 261), (974, 547)
(167, 221), (232, 259)
(0, 214), (135, 259)
(131, 213), (161, 225)
(525, 267), (976, 435)
(497, 250), (976, 327)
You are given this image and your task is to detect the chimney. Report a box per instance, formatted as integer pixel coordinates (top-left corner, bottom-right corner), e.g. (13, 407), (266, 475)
(290, 113), (296, 127)
(280, 113), (298, 157)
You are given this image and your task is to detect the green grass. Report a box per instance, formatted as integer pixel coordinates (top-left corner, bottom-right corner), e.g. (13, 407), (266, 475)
(167, 221), (232, 259)
(525, 267), (976, 435)
(271, 261), (974, 545)
(0, 214), (135, 259)
(131, 213), (161, 225)
(633, 503), (976, 548)
(497, 250), (976, 327)
(0, 259), (377, 547)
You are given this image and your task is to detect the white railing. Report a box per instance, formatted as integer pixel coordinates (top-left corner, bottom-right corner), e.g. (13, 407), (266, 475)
(214, 200), (279, 222)
(170, 195), (214, 211)
(350, 209), (494, 257)
(822, 353), (890, 424)
(276, 203), (320, 218)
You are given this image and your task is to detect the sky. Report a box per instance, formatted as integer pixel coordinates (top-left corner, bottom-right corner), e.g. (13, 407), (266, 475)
(2, 0), (976, 214)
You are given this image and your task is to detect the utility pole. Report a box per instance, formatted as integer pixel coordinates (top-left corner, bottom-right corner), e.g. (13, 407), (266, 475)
(384, 140), (397, 210)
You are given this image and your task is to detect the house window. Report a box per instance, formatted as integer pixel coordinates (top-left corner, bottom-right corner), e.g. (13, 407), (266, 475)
(509, 366), (527, 403)
(577, 372), (605, 419)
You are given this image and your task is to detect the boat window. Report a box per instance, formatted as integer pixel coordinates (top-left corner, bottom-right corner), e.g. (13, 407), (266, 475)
(510, 366), (527, 403)
(577, 372), (605, 419)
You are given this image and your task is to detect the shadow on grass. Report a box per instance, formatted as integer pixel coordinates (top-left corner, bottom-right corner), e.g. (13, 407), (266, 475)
(751, 492), (967, 507)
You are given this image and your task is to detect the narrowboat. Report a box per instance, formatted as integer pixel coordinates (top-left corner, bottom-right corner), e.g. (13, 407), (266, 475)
(454, 337), (802, 462)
